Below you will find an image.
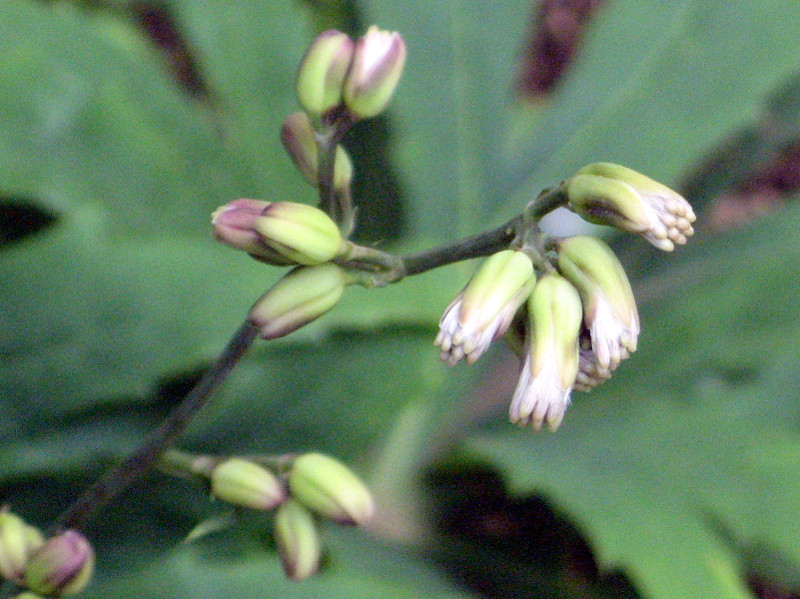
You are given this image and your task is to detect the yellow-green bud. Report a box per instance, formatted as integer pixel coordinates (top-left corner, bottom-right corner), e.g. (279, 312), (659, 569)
(296, 30), (354, 118)
(249, 263), (347, 340)
(211, 458), (286, 511)
(288, 453), (374, 526)
(0, 512), (43, 581)
(13, 592), (46, 599)
(280, 112), (354, 191)
(343, 26), (406, 119)
(436, 250), (535, 365)
(274, 500), (321, 581)
(212, 199), (297, 266)
(24, 531), (94, 597)
(557, 236), (639, 371)
(254, 202), (345, 266)
(509, 274), (583, 431)
(566, 163), (696, 251)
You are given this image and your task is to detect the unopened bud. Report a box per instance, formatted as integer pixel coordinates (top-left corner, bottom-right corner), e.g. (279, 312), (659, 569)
(274, 500), (321, 581)
(0, 512), (43, 581)
(567, 163), (696, 251)
(343, 26), (406, 119)
(212, 199), (296, 266)
(211, 458), (286, 511)
(13, 593), (46, 599)
(249, 263), (347, 340)
(288, 453), (374, 526)
(280, 112), (353, 191)
(24, 531), (94, 597)
(296, 30), (354, 118)
(254, 202), (345, 266)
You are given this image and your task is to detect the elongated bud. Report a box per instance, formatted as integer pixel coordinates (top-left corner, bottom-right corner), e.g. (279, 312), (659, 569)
(557, 236), (639, 371)
(13, 593), (46, 599)
(0, 512), (44, 581)
(436, 250), (535, 365)
(212, 199), (296, 266)
(249, 264), (347, 340)
(509, 274), (583, 431)
(274, 500), (321, 581)
(280, 112), (353, 191)
(254, 202), (346, 266)
(211, 458), (286, 511)
(296, 30), (354, 118)
(288, 453), (374, 526)
(24, 531), (94, 597)
(343, 26), (406, 119)
(566, 163), (696, 251)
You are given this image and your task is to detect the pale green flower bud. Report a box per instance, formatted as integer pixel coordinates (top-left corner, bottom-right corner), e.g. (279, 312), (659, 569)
(509, 274), (583, 431)
(211, 458), (286, 511)
(254, 202), (345, 266)
(288, 453), (374, 526)
(24, 531), (94, 597)
(436, 250), (535, 365)
(296, 30), (354, 118)
(0, 512), (43, 581)
(249, 263), (347, 340)
(566, 162), (696, 251)
(280, 112), (354, 191)
(274, 500), (321, 581)
(343, 26), (406, 119)
(13, 592), (46, 599)
(557, 236), (639, 371)
(212, 199), (296, 266)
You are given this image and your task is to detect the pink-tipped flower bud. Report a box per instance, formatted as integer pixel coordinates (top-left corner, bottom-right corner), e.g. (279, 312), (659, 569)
(254, 202), (345, 266)
(274, 500), (321, 581)
(296, 30), (354, 118)
(24, 531), (94, 597)
(436, 250), (535, 365)
(566, 163), (696, 251)
(210, 458), (287, 511)
(249, 263), (347, 340)
(509, 274), (583, 432)
(0, 511), (44, 582)
(212, 199), (297, 266)
(288, 453), (374, 526)
(343, 26), (406, 119)
(280, 112), (353, 191)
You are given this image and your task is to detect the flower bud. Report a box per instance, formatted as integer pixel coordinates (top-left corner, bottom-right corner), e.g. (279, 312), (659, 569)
(274, 500), (321, 581)
(436, 250), (535, 365)
(280, 112), (354, 191)
(509, 274), (583, 431)
(295, 30), (354, 118)
(566, 162), (696, 251)
(0, 512), (43, 581)
(211, 458), (286, 511)
(249, 263), (347, 340)
(343, 26), (406, 119)
(557, 236), (639, 371)
(212, 199), (297, 266)
(254, 202), (345, 266)
(288, 453), (374, 526)
(13, 592), (46, 599)
(24, 531), (94, 597)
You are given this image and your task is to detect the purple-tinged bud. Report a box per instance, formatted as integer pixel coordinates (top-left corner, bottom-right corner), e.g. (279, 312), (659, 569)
(288, 453), (374, 526)
(436, 250), (535, 365)
(343, 26), (406, 119)
(249, 263), (347, 340)
(212, 199), (297, 266)
(24, 531), (94, 597)
(211, 458), (286, 511)
(567, 163), (696, 251)
(280, 112), (353, 191)
(296, 30), (354, 118)
(254, 202), (345, 266)
(509, 274), (583, 431)
(274, 500), (321, 581)
(0, 511), (44, 581)
(557, 235), (639, 371)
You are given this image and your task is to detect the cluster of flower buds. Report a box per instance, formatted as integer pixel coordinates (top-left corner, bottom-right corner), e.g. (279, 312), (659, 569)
(203, 453), (373, 581)
(436, 164), (695, 431)
(0, 510), (94, 597)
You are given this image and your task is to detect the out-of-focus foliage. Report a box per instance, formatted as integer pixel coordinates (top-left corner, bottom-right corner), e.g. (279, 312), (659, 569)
(2, 1), (800, 598)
